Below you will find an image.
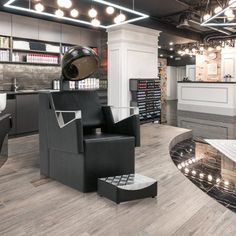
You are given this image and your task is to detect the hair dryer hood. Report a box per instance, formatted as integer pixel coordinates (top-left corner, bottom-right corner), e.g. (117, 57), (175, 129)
(62, 46), (100, 81)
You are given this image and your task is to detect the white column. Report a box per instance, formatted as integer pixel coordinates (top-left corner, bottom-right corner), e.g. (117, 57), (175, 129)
(107, 24), (161, 112)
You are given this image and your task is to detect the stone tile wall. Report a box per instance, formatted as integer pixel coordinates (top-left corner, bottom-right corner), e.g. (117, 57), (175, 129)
(0, 64), (61, 90)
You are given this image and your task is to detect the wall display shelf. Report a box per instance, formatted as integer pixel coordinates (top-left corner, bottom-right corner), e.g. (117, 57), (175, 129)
(130, 79), (161, 124)
(0, 36), (98, 67)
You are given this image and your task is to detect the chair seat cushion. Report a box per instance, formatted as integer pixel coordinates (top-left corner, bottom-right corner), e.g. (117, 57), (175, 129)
(83, 132), (134, 143)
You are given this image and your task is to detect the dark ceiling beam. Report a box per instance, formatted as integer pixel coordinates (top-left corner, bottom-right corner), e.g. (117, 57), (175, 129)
(134, 17), (203, 41)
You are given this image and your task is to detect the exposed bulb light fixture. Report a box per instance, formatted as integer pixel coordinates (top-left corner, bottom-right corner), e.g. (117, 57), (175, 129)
(208, 47), (213, 52)
(4, 0), (150, 29)
(227, 14), (235, 21)
(57, 0), (72, 9)
(114, 16), (121, 24)
(203, 13), (211, 21)
(88, 8), (98, 18)
(229, 0), (236, 7)
(64, 0), (72, 9)
(55, 9), (64, 18)
(117, 13), (126, 22)
(214, 6), (222, 14)
(185, 48), (189, 53)
(91, 18), (101, 27)
(225, 9), (233, 17)
(57, 0), (65, 7)
(208, 175), (213, 181)
(170, 55), (174, 58)
(106, 6), (115, 15)
(170, 48), (173, 51)
(70, 9), (79, 18)
(160, 54), (163, 57)
(169, 42), (174, 45)
(35, 3), (44, 12)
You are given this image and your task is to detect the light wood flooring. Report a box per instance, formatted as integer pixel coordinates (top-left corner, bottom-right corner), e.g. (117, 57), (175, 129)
(0, 124), (236, 236)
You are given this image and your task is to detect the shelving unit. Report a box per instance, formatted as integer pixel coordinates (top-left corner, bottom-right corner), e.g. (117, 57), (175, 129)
(0, 35), (98, 67)
(0, 36), (10, 62)
(130, 79), (161, 124)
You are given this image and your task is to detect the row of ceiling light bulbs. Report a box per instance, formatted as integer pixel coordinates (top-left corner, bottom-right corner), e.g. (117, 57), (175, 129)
(177, 45), (224, 56)
(34, 0), (126, 27)
(203, 0), (236, 22)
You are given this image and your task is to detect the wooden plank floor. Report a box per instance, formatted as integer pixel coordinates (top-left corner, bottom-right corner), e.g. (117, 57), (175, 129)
(0, 124), (236, 236)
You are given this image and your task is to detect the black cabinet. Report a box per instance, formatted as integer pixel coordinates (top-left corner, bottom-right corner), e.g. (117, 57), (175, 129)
(3, 93), (39, 135)
(16, 94), (39, 134)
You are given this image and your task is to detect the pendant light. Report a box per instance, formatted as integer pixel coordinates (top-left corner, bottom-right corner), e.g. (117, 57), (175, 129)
(35, 3), (44, 12)
(91, 18), (100, 27)
(71, 9), (79, 18)
(106, 6), (115, 15)
(55, 9), (64, 18)
(88, 8), (98, 18)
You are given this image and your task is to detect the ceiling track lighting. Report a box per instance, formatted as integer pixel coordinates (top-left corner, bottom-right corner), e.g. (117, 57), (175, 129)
(4, 0), (149, 29)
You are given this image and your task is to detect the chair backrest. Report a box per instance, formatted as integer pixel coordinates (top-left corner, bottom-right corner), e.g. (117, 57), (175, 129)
(51, 90), (105, 129)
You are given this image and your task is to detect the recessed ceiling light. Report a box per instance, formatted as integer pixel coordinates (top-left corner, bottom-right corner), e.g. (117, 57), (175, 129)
(70, 9), (79, 18)
(35, 3), (44, 12)
(55, 9), (64, 18)
(88, 8), (98, 18)
(91, 18), (101, 27)
(170, 55), (174, 58)
(170, 48), (173, 51)
(169, 42), (174, 45)
(158, 46), (161, 49)
(160, 54), (163, 57)
(106, 6), (115, 15)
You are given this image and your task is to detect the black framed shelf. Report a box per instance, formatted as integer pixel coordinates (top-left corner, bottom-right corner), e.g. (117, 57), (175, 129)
(2, 61), (60, 66)
(12, 48), (60, 55)
(130, 78), (161, 124)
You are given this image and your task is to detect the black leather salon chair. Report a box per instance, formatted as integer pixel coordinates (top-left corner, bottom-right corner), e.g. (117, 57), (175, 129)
(0, 114), (11, 165)
(39, 90), (140, 192)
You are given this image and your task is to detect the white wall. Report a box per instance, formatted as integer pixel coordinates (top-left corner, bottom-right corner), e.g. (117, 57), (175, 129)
(167, 66), (177, 100)
(107, 24), (160, 114)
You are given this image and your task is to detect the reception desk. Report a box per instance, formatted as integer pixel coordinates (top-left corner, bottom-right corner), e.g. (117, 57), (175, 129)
(178, 81), (236, 116)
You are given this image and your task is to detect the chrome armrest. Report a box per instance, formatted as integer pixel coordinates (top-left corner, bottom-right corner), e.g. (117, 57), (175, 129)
(54, 110), (82, 128)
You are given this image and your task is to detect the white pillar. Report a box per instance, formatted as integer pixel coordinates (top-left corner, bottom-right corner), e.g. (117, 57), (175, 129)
(107, 24), (161, 111)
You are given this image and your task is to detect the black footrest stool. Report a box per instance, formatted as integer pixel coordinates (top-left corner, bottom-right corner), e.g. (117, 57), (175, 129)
(97, 174), (158, 204)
